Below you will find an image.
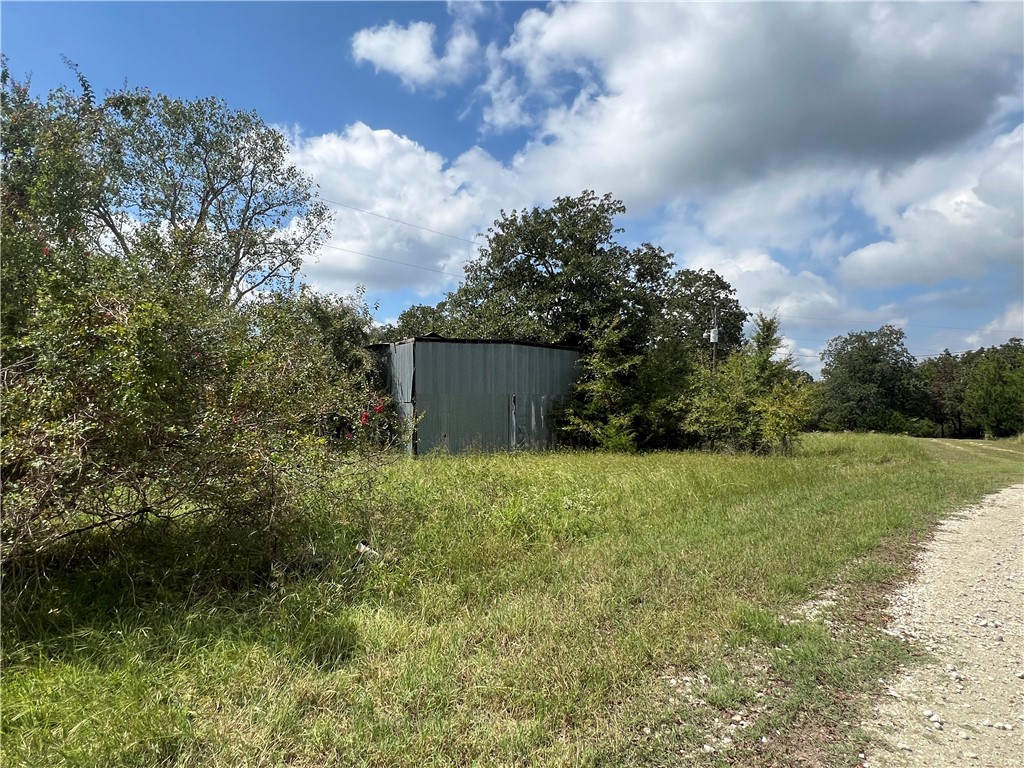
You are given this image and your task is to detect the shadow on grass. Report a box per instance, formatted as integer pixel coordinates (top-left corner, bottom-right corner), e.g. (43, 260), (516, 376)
(1, 512), (369, 672)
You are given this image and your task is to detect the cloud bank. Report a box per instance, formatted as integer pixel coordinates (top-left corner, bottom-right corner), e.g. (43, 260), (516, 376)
(296, 2), (1022, 368)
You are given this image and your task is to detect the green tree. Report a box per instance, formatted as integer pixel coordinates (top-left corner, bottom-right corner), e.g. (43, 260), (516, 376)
(0, 60), (103, 340)
(446, 190), (672, 352)
(817, 325), (922, 432)
(963, 340), (1024, 438)
(682, 314), (811, 453)
(375, 301), (458, 343)
(556, 318), (647, 451)
(655, 269), (747, 359)
(632, 269), (747, 449)
(917, 350), (970, 437)
(91, 90), (331, 306)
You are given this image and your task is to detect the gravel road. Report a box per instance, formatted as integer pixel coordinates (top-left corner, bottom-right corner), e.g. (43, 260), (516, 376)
(862, 484), (1024, 768)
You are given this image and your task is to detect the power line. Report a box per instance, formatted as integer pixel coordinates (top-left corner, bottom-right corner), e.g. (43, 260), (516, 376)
(320, 243), (464, 278)
(320, 197), (483, 247)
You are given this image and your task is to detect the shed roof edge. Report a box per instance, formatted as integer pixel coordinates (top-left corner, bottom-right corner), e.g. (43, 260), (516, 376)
(368, 337), (580, 353)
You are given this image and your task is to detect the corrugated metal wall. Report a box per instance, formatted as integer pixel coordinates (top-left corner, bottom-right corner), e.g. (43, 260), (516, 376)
(373, 338), (579, 454)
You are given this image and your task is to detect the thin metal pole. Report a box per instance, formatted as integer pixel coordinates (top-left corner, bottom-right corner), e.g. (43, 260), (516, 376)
(712, 303), (718, 373)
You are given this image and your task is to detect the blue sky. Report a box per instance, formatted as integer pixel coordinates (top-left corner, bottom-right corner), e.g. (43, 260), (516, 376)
(4, 1), (1023, 374)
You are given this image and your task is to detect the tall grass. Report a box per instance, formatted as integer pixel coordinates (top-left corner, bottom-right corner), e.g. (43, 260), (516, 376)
(2, 434), (1021, 766)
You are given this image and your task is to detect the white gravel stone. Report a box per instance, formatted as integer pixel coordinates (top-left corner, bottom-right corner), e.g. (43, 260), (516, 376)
(862, 485), (1024, 768)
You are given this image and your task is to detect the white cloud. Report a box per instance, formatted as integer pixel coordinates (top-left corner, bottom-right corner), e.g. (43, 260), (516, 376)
(479, 43), (531, 132)
(352, 19), (478, 90)
(692, 168), (862, 255)
(482, 2), (1021, 209)
(682, 247), (881, 328)
(287, 123), (522, 297)
(678, 247), (919, 372)
(964, 302), (1024, 348)
(840, 124), (1023, 288)
(335, 1), (1020, 364)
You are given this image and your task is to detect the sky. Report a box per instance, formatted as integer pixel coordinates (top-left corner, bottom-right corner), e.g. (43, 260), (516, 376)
(3, 0), (1023, 375)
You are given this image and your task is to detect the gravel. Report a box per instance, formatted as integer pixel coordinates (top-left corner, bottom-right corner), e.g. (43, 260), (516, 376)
(861, 484), (1024, 768)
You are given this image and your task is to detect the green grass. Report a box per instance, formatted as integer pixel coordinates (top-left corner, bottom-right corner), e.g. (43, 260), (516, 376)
(2, 434), (1021, 767)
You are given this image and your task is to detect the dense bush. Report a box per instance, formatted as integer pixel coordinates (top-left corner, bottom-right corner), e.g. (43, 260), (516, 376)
(682, 314), (812, 453)
(0, 63), (394, 565)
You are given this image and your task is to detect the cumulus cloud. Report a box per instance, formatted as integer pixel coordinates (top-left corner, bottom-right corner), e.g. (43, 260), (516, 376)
(352, 19), (478, 90)
(479, 43), (531, 132)
(689, 168), (862, 256)
(964, 302), (1024, 349)
(287, 123), (522, 297)
(483, 2), (1022, 207)
(676, 246), (922, 372)
(327, 2), (1020, 365)
(682, 247), (873, 328)
(839, 124), (1023, 289)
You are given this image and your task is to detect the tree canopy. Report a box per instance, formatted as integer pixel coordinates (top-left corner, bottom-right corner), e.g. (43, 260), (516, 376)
(817, 325), (921, 432)
(962, 339), (1024, 438)
(441, 190), (673, 352)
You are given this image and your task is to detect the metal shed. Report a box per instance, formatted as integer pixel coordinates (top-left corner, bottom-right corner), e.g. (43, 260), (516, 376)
(370, 336), (580, 455)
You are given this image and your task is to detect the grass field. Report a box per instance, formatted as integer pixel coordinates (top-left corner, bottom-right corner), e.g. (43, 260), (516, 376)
(2, 434), (1021, 767)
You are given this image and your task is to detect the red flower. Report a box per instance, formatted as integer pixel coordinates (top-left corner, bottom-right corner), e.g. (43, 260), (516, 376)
(374, 398), (384, 414)
(42, 246), (50, 256)
(360, 411), (370, 425)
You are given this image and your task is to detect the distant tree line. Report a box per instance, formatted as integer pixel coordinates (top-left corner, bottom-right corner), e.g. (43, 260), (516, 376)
(814, 326), (1024, 438)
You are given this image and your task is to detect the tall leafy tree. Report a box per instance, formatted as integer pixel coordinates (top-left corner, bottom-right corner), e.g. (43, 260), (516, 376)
(446, 190), (673, 352)
(917, 350), (970, 437)
(963, 340), (1024, 438)
(633, 269), (747, 448)
(655, 268), (747, 359)
(1, 60), (104, 340)
(817, 325), (922, 431)
(91, 88), (331, 306)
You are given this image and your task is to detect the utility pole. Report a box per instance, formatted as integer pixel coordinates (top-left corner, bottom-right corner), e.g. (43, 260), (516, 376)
(705, 302), (720, 372)
(711, 303), (719, 373)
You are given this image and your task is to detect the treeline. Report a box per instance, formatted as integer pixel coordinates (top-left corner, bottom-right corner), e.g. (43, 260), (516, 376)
(0, 63), (392, 565)
(814, 326), (1024, 439)
(376, 191), (1022, 449)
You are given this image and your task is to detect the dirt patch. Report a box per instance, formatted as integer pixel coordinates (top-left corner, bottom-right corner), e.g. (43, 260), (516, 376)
(861, 484), (1024, 767)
